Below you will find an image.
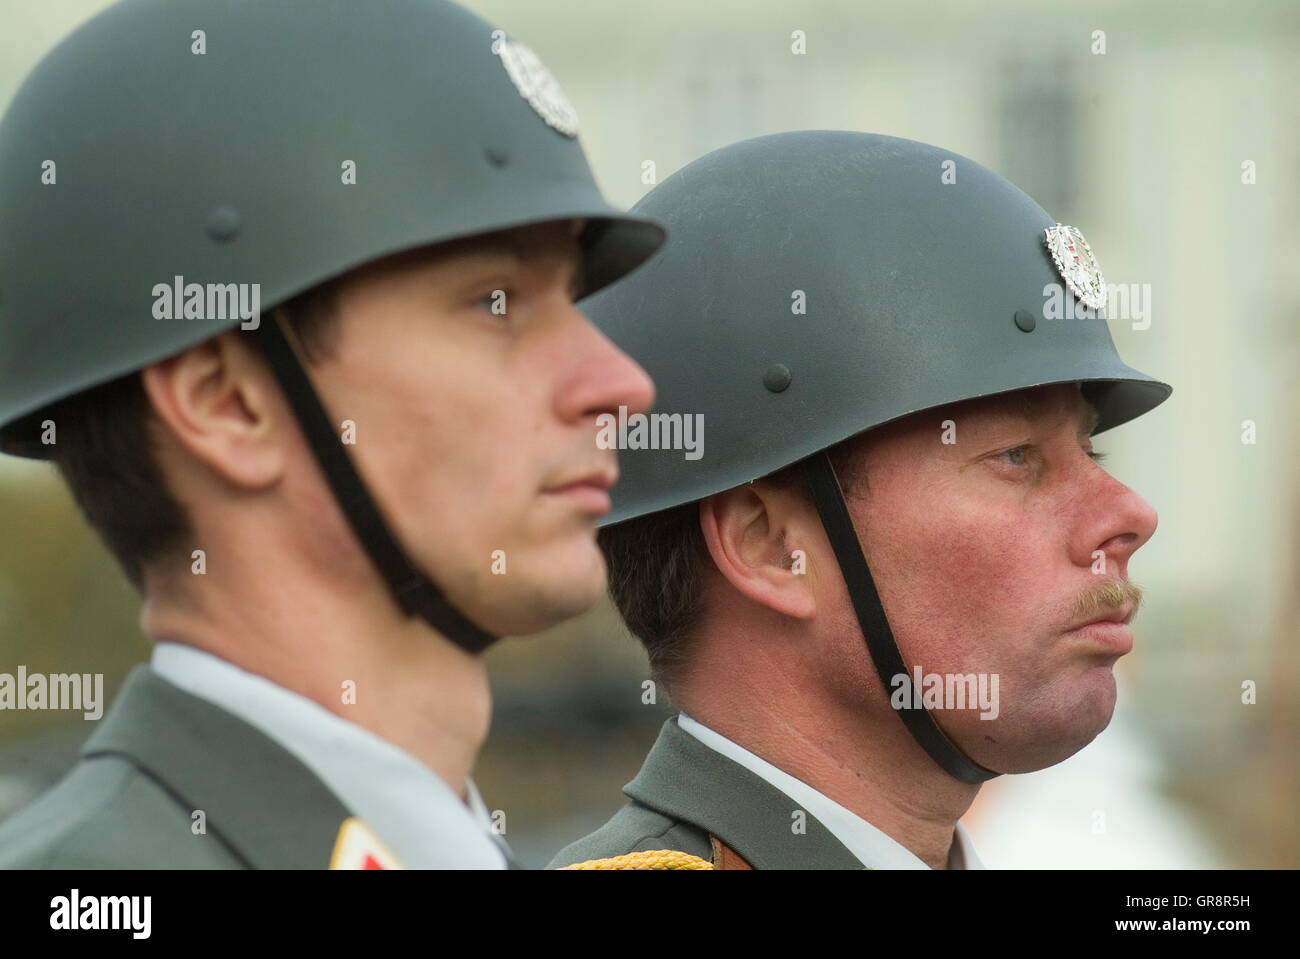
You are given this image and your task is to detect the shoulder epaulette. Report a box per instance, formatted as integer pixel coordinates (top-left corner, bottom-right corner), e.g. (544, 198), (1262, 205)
(557, 849), (713, 870)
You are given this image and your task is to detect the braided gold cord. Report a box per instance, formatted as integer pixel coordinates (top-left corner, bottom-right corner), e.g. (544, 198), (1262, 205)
(557, 849), (714, 870)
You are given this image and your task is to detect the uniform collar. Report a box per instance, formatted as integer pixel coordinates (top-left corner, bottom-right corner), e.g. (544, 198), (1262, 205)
(82, 664), (353, 868)
(624, 716), (865, 869)
(678, 713), (984, 869)
(150, 642), (508, 869)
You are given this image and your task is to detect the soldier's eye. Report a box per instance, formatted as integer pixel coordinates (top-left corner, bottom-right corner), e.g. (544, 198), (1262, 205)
(998, 445), (1030, 466)
(473, 288), (512, 317)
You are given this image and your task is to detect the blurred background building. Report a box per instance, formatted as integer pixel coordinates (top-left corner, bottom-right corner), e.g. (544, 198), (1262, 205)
(1, 0), (1296, 868)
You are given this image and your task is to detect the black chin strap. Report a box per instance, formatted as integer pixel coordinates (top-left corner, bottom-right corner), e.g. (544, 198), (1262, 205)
(801, 452), (1001, 784)
(254, 313), (499, 655)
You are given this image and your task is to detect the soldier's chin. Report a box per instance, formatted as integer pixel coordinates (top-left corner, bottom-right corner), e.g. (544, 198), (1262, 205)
(476, 546), (607, 638)
(536, 542), (609, 625)
(966, 700), (1117, 773)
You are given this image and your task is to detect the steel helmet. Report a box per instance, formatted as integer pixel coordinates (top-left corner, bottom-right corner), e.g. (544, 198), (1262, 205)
(0, 0), (666, 652)
(584, 130), (1171, 782)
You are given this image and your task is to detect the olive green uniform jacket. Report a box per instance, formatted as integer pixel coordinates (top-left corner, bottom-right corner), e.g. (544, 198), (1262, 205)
(548, 716), (865, 870)
(1, 667), (376, 868)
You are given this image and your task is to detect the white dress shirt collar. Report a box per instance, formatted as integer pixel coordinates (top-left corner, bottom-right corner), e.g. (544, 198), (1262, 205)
(676, 713), (984, 870)
(151, 641), (506, 869)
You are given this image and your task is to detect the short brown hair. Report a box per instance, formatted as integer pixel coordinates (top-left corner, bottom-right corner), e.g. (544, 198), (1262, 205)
(601, 440), (867, 691)
(46, 282), (342, 591)
(599, 499), (711, 692)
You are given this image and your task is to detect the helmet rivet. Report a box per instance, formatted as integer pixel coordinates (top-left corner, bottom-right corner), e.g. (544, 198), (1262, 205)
(1013, 309), (1036, 332)
(206, 206), (242, 243)
(485, 147), (509, 168)
(763, 364), (792, 393)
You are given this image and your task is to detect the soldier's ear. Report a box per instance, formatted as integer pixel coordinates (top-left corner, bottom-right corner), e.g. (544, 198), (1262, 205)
(698, 481), (816, 621)
(139, 330), (288, 491)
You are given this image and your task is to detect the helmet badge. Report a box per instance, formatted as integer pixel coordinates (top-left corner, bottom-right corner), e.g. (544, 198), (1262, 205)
(1043, 223), (1107, 312)
(496, 40), (579, 139)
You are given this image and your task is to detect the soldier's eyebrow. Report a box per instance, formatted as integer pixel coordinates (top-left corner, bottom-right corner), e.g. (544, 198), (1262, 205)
(451, 236), (525, 265)
(460, 220), (576, 254)
(1004, 390), (1100, 435)
(499, 230), (585, 295)
(457, 227), (581, 270)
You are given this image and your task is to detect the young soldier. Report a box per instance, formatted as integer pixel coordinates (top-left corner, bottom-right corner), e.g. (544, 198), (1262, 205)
(0, 0), (663, 869)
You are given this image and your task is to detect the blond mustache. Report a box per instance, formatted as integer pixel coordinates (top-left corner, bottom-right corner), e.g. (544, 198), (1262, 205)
(1071, 578), (1143, 624)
